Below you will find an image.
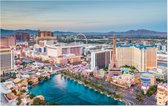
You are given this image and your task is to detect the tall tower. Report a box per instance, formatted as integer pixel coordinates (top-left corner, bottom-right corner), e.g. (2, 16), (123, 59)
(112, 34), (116, 68)
(108, 34), (117, 70)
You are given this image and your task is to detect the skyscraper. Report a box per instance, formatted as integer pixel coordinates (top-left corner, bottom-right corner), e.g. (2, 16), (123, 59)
(35, 31), (57, 44)
(91, 50), (111, 71)
(0, 36), (16, 47)
(0, 47), (14, 75)
(116, 44), (157, 71)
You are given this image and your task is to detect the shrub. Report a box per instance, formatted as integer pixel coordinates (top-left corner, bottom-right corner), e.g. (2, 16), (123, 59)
(46, 102), (58, 105)
(32, 98), (46, 105)
(28, 81), (33, 85)
(29, 94), (35, 99)
(17, 97), (22, 105)
(12, 90), (17, 95)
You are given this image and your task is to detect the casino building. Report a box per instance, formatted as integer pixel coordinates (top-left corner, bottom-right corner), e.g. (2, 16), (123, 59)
(116, 44), (157, 72)
(35, 31), (57, 44)
(46, 44), (83, 64)
(91, 50), (111, 70)
(0, 47), (14, 75)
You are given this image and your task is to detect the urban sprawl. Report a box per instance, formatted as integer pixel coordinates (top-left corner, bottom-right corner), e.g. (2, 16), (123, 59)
(0, 31), (167, 105)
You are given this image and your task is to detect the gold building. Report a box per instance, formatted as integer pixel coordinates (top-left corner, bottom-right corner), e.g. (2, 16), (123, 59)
(116, 44), (157, 72)
(35, 31), (57, 44)
(0, 47), (14, 75)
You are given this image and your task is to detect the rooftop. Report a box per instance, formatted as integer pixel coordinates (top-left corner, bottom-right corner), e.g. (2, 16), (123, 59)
(116, 43), (157, 50)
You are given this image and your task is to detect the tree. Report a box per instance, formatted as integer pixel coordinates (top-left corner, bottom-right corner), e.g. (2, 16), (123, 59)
(29, 94), (35, 99)
(146, 85), (157, 97)
(17, 97), (22, 105)
(12, 90), (17, 95)
(135, 89), (144, 102)
(46, 102), (58, 105)
(28, 81), (33, 85)
(32, 98), (46, 105)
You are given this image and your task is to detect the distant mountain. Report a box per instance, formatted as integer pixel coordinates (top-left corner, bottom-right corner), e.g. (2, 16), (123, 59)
(0, 29), (38, 36)
(53, 31), (77, 36)
(0, 29), (167, 38)
(108, 29), (167, 37)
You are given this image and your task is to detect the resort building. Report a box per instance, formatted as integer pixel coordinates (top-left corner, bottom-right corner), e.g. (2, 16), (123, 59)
(46, 44), (83, 58)
(56, 54), (81, 64)
(91, 49), (111, 71)
(116, 44), (157, 72)
(34, 44), (46, 54)
(111, 74), (135, 88)
(156, 84), (168, 105)
(0, 36), (16, 47)
(46, 44), (83, 64)
(15, 32), (30, 42)
(149, 66), (167, 80)
(35, 31), (57, 44)
(0, 47), (14, 75)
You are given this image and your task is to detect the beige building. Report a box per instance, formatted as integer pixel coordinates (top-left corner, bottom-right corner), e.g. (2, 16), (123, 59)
(0, 47), (14, 75)
(156, 84), (168, 105)
(46, 44), (83, 58)
(0, 36), (16, 47)
(116, 44), (157, 72)
(46, 44), (83, 64)
(35, 31), (57, 44)
(56, 54), (81, 65)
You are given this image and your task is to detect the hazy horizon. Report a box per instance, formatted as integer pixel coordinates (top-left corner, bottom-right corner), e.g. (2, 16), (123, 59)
(1, 28), (167, 33)
(1, 0), (167, 32)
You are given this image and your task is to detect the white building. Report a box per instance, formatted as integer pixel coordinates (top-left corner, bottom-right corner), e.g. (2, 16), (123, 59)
(46, 44), (83, 58)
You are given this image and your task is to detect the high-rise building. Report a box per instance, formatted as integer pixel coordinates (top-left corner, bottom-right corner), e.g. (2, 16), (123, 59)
(0, 36), (16, 47)
(0, 47), (14, 75)
(46, 44), (82, 64)
(156, 84), (168, 105)
(35, 31), (57, 44)
(15, 32), (30, 42)
(46, 44), (83, 58)
(62, 46), (82, 56)
(116, 44), (157, 71)
(91, 50), (111, 70)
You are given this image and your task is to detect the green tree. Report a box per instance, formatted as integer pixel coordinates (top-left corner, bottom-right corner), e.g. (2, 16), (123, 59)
(146, 85), (157, 97)
(12, 90), (17, 95)
(29, 94), (35, 99)
(135, 89), (144, 102)
(46, 102), (58, 105)
(28, 81), (33, 85)
(17, 97), (22, 105)
(32, 98), (46, 105)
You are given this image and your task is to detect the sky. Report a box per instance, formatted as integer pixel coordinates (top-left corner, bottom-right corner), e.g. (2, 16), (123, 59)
(1, 0), (167, 32)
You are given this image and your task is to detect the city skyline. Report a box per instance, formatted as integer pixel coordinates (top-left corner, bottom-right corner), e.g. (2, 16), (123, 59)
(1, 0), (167, 32)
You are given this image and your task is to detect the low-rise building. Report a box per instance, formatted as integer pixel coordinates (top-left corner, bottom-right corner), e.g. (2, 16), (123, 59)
(156, 84), (168, 105)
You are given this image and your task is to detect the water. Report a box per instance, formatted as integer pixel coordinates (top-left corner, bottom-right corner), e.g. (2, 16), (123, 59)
(28, 74), (125, 105)
(121, 68), (129, 73)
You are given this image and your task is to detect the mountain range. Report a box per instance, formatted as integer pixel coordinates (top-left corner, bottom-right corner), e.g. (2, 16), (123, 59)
(0, 29), (167, 38)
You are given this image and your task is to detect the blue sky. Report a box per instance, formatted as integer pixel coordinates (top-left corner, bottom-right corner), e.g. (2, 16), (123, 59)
(1, 0), (167, 32)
